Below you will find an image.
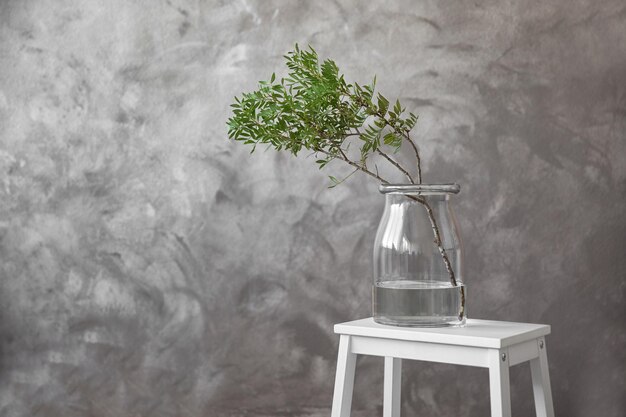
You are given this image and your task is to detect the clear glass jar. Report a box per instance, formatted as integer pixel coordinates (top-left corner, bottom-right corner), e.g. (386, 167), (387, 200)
(372, 184), (466, 327)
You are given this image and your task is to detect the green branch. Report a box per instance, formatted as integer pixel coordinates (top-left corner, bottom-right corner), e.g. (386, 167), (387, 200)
(226, 45), (460, 301)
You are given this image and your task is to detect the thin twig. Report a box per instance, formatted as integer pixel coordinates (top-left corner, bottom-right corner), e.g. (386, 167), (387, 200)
(376, 150), (414, 183)
(318, 146), (454, 289)
(409, 194), (464, 320)
(326, 124), (454, 300)
(350, 94), (423, 183)
(317, 136), (464, 320)
(316, 148), (389, 184)
(403, 132), (422, 184)
(410, 196), (457, 286)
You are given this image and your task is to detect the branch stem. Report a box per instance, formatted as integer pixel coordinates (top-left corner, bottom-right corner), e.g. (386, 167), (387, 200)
(349, 94), (423, 183)
(403, 132), (422, 184)
(376, 150), (414, 184)
(316, 147), (460, 300)
(318, 112), (460, 319)
(409, 194), (465, 320)
(316, 148), (389, 184)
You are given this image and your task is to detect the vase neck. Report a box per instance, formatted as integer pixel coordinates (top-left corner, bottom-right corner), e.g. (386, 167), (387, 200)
(379, 183), (460, 196)
(385, 193), (450, 205)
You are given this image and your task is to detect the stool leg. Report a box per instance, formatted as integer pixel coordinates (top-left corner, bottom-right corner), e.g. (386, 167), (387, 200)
(530, 337), (555, 417)
(383, 357), (401, 417)
(488, 349), (511, 417)
(331, 335), (357, 417)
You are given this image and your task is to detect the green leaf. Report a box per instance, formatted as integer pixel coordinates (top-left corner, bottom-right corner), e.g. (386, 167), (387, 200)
(316, 158), (330, 169)
(328, 175), (340, 188)
(393, 99), (401, 115)
(377, 94), (389, 115)
(383, 132), (396, 145)
(405, 112), (419, 129)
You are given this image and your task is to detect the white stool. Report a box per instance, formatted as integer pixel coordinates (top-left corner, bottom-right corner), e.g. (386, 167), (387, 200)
(331, 318), (555, 417)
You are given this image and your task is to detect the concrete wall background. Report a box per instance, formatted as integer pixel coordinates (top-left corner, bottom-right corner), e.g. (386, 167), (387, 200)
(0, 0), (624, 416)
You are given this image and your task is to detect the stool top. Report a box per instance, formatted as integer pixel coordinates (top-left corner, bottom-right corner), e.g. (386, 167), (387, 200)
(334, 318), (550, 348)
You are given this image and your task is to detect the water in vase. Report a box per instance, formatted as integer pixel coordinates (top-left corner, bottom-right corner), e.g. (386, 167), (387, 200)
(373, 280), (466, 327)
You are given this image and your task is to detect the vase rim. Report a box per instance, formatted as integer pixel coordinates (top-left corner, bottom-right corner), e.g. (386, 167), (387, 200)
(379, 183), (461, 195)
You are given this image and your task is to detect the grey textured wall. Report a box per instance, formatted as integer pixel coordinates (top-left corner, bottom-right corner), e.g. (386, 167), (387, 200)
(0, 0), (624, 416)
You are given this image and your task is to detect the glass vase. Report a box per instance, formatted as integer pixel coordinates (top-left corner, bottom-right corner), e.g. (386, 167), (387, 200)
(372, 184), (466, 327)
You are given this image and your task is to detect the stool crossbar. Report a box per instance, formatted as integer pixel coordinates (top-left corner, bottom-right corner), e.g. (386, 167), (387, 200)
(331, 318), (555, 417)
